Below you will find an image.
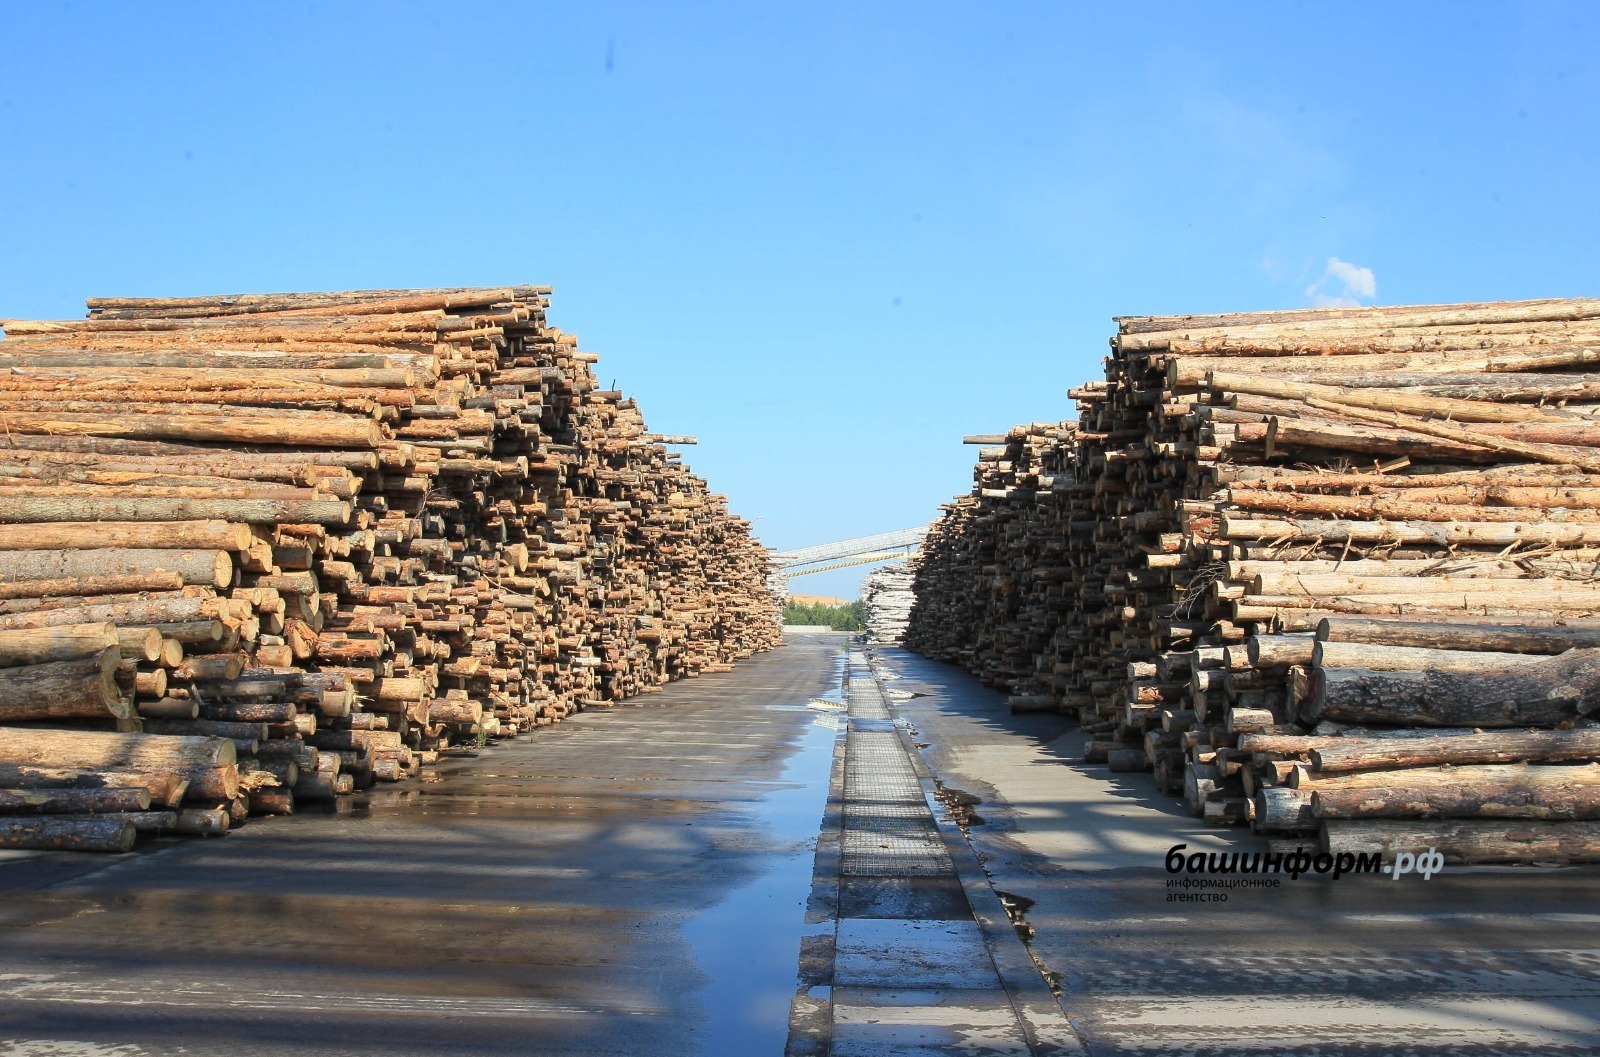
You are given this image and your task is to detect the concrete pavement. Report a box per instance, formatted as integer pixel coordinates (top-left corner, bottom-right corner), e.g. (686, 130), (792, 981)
(0, 635), (849, 1057)
(867, 643), (1600, 1056)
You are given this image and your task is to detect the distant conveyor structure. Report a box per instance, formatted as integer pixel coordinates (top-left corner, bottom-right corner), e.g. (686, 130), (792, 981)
(771, 527), (927, 579)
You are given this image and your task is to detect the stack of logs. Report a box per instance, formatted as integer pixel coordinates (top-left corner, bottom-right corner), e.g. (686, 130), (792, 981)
(861, 562), (916, 645)
(0, 286), (780, 852)
(904, 297), (1600, 863)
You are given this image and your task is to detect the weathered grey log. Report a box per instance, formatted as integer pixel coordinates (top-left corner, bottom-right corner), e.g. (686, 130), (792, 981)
(0, 763), (186, 807)
(1317, 616), (1600, 655)
(1321, 819), (1600, 864)
(0, 815), (136, 852)
(1305, 649), (1600, 726)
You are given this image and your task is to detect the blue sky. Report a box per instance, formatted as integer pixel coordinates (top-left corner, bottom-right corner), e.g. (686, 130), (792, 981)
(3, 2), (1597, 597)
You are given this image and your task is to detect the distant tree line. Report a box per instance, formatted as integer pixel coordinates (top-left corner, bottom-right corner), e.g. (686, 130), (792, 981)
(783, 600), (867, 631)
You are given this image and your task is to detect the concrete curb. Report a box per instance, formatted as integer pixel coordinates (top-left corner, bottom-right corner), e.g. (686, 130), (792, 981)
(867, 656), (1089, 1056)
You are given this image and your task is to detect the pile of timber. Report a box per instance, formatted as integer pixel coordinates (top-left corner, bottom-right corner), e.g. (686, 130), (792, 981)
(861, 562), (916, 645)
(905, 297), (1600, 862)
(902, 422), (1082, 710)
(0, 286), (780, 852)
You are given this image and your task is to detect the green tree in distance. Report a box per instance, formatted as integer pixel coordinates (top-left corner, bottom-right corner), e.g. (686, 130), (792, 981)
(782, 600), (867, 631)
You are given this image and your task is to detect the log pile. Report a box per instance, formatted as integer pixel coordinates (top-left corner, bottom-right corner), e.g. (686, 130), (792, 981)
(861, 562), (916, 644)
(0, 286), (780, 851)
(905, 297), (1600, 861)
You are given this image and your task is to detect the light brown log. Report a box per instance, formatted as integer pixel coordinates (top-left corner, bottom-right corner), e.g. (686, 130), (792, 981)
(0, 649), (126, 721)
(137, 696), (198, 720)
(0, 786), (151, 814)
(0, 621), (119, 665)
(1310, 729), (1600, 772)
(118, 626), (163, 661)
(0, 520), (252, 551)
(0, 572), (185, 600)
(176, 653), (247, 681)
(0, 815), (135, 852)
(1207, 369), (1568, 423)
(1223, 517), (1600, 547)
(0, 763), (186, 807)
(0, 726), (234, 768)
(0, 494), (351, 525)
(0, 411), (384, 449)
(0, 596), (235, 632)
(0, 547), (233, 588)
(1312, 764), (1600, 820)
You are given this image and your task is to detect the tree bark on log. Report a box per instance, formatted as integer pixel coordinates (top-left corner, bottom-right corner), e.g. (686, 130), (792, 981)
(1312, 763), (1600, 820)
(1307, 650), (1600, 726)
(0, 520), (252, 551)
(0, 548), (233, 588)
(1310, 729), (1600, 772)
(0, 649), (126, 722)
(0, 815), (135, 852)
(1316, 617), (1600, 655)
(1321, 819), (1600, 864)
(0, 763), (186, 806)
(0, 622), (119, 666)
(0, 786), (151, 814)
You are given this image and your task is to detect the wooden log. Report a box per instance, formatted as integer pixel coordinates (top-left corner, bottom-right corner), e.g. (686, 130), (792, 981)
(0, 763), (186, 807)
(0, 815), (136, 852)
(1311, 763), (1600, 820)
(0, 410), (384, 449)
(1321, 819), (1600, 864)
(1316, 617), (1600, 655)
(0, 548), (233, 588)
(0, 726), (233, 768)
(1307, 650), (1600, 726)
(0, 595), (235, 632)
(1223, 517), (1600, 547)
(0, 621), (119, 665)
(1254, 787), (1316, 831)
(1313, 641), (1544, 673)
(0, 649), (125, 721)
(1310, 729), (1600, 772)
(0, 571), (185, 599)
(138, 696), (198, 720)
(0, 494), (351, 525)
(0, 519), (253, 551)
(0, 786), (151, 814)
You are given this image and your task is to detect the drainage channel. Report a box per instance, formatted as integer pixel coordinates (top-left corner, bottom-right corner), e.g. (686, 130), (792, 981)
(787, 649), (1083, 1056)
(683, 644), (850, 1057)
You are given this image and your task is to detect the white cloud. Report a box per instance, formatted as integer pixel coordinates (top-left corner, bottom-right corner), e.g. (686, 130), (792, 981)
(1305, 257), (1377, 307)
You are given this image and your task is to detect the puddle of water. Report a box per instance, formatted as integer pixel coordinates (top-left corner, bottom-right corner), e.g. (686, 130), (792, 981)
(682, 652), (844, 1057)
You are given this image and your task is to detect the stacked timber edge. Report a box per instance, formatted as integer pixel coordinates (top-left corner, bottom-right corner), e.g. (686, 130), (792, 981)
(903, 297), (1600, 864)
(0, 286), (781, 853)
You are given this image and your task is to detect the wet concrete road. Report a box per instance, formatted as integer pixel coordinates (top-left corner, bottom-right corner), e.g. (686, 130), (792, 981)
(0, 635), (848, 1057)
(868, 645), (1600, 1056)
